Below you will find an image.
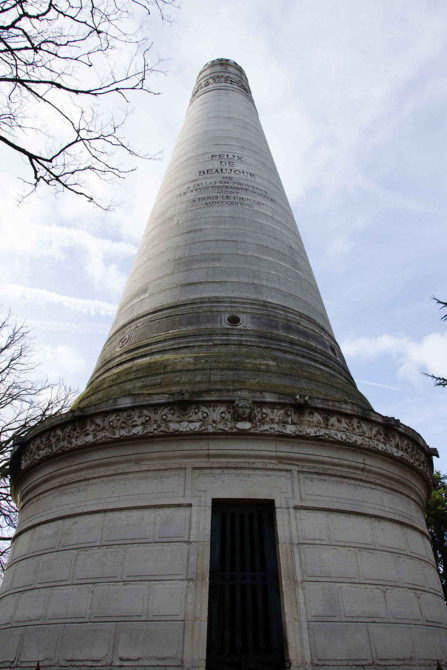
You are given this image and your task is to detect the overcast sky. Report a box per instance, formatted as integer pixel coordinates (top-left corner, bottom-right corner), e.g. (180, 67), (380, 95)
(1, 0), (446, 471)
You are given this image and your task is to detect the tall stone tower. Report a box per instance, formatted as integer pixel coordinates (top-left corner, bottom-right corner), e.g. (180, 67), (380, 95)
(1, 59), (446, 670)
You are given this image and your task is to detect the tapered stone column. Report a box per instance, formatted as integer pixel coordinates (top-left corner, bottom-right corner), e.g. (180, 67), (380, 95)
(1, 59), (446, 670)
(74, 58), (369, 412)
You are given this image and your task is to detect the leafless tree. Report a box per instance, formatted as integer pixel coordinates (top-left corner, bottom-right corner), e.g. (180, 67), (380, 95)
(0, 0), (177, 207)
(0, 312), (75, 574)
(426, 298), (447, 388)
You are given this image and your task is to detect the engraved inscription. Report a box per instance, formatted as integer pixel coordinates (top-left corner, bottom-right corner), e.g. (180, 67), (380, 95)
(198, 168), (256, 178)
(210, 154), (244, 163)
(178, 153), (277, 210)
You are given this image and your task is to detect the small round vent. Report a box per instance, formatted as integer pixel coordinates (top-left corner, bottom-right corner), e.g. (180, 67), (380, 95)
(118, 334), (130, 348)
(226, 314), (241, 327)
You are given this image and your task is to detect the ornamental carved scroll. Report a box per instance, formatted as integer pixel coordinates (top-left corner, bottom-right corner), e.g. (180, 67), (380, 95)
(191, 74), (252, 102)
(16, 400), (432, 481)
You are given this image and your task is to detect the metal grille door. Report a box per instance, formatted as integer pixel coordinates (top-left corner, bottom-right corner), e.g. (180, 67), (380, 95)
(206, 501), (286, 670)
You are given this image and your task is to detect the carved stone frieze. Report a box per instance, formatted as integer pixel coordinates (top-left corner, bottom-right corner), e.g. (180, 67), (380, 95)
(191, 74), (252, 102)
(13, 400), (432, 482)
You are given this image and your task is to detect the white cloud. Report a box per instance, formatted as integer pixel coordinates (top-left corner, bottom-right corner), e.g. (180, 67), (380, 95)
(0, 218), (137, 293)
(353, 174), (443, 215)
(325, 236), (354, 260)
(343, 334), (407, 358)
(28, 319), (110, 334)
(356, 379), (401, 392)
(0, 284), (117, 316)
(38, 344), (87, 382)
(343, 332), (447, 385)
(250, 1), (447, 207)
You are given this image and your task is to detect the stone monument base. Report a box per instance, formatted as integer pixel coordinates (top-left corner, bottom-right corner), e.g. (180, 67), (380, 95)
(1, 399), (445, 668)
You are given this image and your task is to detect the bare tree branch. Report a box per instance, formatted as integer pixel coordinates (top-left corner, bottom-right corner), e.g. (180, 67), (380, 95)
(425, 297), (447, 388)
(0, 0), (177, 207)
(0, 311), (76, 574)
(426, 373), (447, 388)
(433, 297), (447, 321)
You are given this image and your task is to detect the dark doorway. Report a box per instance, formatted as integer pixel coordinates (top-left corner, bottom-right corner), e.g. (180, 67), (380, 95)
(206, 501), (286, 670)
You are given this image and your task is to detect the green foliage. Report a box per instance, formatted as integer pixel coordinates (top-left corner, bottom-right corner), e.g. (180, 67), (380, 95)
(426, 471), (447, 600)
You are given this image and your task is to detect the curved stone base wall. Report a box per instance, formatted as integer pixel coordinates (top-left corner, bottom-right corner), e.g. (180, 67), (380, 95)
(1, 434), (446, 669)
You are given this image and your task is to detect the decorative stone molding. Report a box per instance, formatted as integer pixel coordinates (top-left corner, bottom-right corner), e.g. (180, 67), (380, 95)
(191, 74), (252, 103)
(12, 400), (432, 483)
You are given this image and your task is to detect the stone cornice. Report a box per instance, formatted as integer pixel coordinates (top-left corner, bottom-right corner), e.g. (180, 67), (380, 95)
(190, 73), (253, 103)
(10, 399), (433, 484)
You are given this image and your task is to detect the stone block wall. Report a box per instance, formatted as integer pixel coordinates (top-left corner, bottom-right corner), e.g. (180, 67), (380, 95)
(0, 435), (446, 669)
(295, 508), (446, 665)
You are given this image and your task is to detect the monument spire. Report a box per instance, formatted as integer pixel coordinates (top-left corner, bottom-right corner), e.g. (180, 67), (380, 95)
(1, 60), (445, 670)
(74, 58), (369, 411)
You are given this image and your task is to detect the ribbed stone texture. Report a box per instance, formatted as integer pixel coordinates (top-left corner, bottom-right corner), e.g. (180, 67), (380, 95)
(1, 59), (446, 669)
(1, 431), (446, 669)
(74, 58), (369, 411)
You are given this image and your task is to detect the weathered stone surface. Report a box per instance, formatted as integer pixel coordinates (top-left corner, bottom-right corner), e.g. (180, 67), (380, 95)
(11, 397), (433, 486)
(2, 432), (447, 668)
(73, 58), (369, 410)
(1, 59), (446, 669)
